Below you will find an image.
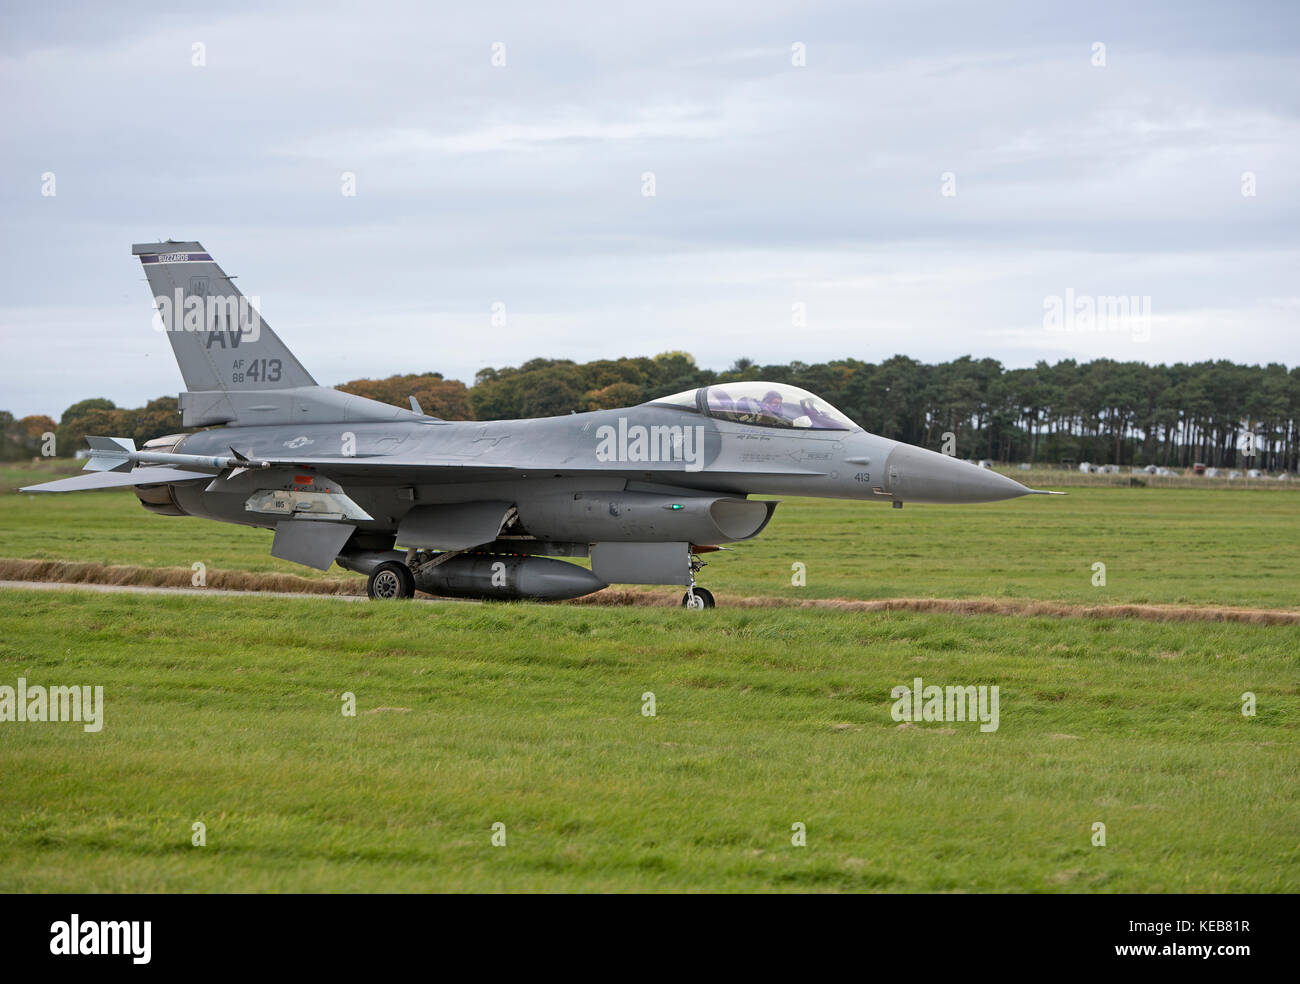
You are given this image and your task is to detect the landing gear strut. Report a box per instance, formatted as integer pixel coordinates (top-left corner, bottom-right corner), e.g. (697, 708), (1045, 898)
(680, 551), (716, 609)
(367, 560), (415, 600)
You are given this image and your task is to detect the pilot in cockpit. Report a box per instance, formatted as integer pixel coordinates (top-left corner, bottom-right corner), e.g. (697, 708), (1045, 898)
(760, 390), (786, 421)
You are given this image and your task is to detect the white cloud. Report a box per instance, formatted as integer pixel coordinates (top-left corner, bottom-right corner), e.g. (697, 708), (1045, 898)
(0, 0), (1297, 417)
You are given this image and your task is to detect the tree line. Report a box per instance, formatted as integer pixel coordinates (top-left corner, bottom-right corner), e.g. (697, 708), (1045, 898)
(9, 354), (1299, 471)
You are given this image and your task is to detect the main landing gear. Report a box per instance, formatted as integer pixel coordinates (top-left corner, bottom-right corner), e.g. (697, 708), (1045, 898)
(680, 551), (716, 609)
(367, 560), (415, 600)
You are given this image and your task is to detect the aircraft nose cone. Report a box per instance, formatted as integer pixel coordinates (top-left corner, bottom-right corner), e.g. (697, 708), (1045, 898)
(883, 444), (1032, 504)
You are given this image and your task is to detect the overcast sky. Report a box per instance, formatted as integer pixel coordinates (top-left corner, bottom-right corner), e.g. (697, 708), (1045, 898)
(1, 0), (1297, 418)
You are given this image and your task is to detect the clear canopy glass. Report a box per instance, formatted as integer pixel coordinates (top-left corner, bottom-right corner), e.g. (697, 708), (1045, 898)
(650, 382), (857, 430)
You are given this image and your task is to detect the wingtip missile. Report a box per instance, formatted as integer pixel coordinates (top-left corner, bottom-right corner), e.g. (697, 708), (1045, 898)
(79, 436), (272, 476)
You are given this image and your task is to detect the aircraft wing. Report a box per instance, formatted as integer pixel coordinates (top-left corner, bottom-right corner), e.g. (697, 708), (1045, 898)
(22, 437), (830, 496)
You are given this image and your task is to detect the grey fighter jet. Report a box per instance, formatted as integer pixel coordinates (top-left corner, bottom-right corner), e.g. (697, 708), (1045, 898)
(23, 242), (1059, 607)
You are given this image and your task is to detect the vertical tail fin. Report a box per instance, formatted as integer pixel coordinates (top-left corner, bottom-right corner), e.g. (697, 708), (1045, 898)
(134, 241), (315, 396)
(133, 241), (412, 427)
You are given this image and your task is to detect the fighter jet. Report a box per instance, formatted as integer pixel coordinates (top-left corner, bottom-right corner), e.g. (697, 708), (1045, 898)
(22, 242), (1059, 607)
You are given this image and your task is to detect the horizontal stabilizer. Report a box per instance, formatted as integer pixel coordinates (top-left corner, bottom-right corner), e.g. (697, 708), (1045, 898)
(20, 467), (214, 493)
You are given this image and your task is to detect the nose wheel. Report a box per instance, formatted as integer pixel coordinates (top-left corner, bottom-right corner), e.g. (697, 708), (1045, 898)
(367, 561), (415, 600)
(681, 587), (715, 609)
(680, 552), (715, 608)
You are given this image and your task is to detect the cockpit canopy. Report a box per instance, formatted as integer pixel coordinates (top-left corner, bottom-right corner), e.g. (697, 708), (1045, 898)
(649, 382), (858, 430)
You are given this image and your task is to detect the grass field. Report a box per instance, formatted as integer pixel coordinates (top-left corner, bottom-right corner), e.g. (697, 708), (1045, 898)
(0, 590), (1295, 892)
(4, 459), (1300, 607)
(1, 459), (1297, 892)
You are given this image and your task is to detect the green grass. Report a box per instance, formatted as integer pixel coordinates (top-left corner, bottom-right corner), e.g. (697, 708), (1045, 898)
(3, 462), (1297, 892)
(5, 462), (1300, 606)
(0, 590), (1296, 892)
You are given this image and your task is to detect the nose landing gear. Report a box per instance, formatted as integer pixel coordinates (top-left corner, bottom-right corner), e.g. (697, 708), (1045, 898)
(680, 551), (716, 608)
(681, 587), (715, 609)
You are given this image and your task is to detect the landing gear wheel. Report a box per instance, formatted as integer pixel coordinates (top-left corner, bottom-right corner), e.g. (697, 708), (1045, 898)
(681, 587), (715, 609)
(367, 561), (415, 600)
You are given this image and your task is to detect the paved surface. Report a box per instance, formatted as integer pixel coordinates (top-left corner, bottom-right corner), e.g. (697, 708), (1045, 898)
(2, 580), (1296, 623)
(0, 579), (369, 601)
